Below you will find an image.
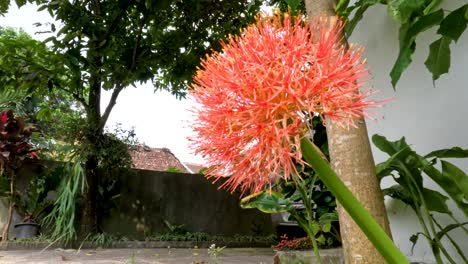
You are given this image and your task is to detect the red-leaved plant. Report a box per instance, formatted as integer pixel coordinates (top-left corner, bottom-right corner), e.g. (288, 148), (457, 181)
(0, 110), (36, 240)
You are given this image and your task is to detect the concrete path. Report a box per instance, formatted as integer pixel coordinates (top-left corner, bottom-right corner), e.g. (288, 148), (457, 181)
(0, 247), (275, 264)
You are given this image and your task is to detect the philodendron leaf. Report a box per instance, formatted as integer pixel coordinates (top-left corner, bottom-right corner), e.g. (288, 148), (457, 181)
(240, 191), (292, 213)
(425, 36), (451, 82)
(438, 4), (468, 42)
(425, 146), (468, 158)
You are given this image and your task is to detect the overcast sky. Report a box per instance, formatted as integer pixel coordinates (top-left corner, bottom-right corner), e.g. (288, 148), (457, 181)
(0, 3), (204, 164)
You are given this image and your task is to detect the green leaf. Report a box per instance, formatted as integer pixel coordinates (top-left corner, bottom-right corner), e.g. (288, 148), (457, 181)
(434, 221), (468, 241)
(284, 0), (301, 16)
(421, 188), (450, 214)
(344, 0), (380, 36)
(318, 212), (339, 223)
(437, 4), (468, 42)
(387, 0), (426, 23)
(383, 185), (416, 210)
(424, 36), (451, 82)
(372, 134), (410, 156)
(423, 0), (442, 15)
(391, 26), (413, 87)
(322, 222), (332, 233)
(240, 191), (292, 213)
(441, 161), (468, 203)
(391, 9), (444, 87)
(36, 107), (52, 121)
(310, 222), (320, 235)
(422, 161), (468, 217)
(425, 147), (468, 158)
(335, 0), (351, 14)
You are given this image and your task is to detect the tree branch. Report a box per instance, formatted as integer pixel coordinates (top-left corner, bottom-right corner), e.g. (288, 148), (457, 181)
(130, 14), (147, 72)
(99, 82), (124, 130)
(99, 1), (133, 49)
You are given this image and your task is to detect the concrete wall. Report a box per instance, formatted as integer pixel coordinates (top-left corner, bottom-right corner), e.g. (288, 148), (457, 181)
(0, 160), (274, 239)
(349, 2), (468, 262)
(101, 169), (275, 239)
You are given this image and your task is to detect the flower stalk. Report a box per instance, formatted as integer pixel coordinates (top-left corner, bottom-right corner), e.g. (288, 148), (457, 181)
(300, 136), (409, 263)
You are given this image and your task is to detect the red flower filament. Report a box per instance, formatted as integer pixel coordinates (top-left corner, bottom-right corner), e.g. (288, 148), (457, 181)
(190, 13), (381, 193)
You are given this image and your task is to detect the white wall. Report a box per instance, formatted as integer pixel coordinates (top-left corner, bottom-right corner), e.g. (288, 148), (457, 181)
(350, 3), (468, 263)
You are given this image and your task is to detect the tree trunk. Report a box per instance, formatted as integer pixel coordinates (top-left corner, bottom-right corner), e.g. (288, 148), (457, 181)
(80, 149), (100, 237)
(79, 47), (103, 237)
(304, 1), (393, 263)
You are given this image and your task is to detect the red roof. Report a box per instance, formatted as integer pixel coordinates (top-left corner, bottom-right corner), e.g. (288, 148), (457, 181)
(130, 145), (190, 173)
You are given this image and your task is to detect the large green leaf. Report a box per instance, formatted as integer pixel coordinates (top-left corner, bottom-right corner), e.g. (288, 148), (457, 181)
(441, 161), (468, 204)
(240, 191), (292, 213)
(390, 24), (415, 88)
(390, 9), (444, 87)
(421, 188), (450, 214)
(422, 161), (468, 217)
(374, 135), (468, 217)
(372, 134), (424, 186)
(424, 36), (451, 82)
(438, 4), (468, 42)
(372, 134), (409, 156)
(425, 146), (468, 159)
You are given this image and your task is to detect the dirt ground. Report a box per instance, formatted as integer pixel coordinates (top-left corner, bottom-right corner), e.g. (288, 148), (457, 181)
(0, 247), (275, 264)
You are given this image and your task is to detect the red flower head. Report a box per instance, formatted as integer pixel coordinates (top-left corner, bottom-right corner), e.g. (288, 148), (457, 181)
(190, 13), (381, 193)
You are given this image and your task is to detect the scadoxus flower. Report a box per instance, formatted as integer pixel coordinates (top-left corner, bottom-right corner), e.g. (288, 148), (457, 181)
(190, 12), (380, 193)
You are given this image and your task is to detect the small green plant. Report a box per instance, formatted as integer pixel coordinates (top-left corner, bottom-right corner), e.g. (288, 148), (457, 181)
(373, 135), (468, 264)
(147, 232), (276, 244)
(15, 165), (61, 225)
(164, 220), (187, 235)
(208, 243), (226, 259)
(165, 166), (183, 173)
(42, 160), (86, 244)
(87, 232), (118, 247)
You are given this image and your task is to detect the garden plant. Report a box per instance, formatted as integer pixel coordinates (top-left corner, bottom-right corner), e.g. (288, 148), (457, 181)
(190, 11), (408, 263)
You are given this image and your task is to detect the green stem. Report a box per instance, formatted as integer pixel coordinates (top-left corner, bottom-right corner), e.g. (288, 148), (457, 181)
(300, 137), (409, 263)
(432, 216), (468, 263)
(398, 166), (443, 263)
(293, 175), (322, 264)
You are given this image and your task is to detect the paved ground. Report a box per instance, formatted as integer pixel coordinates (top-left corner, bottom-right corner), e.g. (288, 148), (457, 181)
(0, 248), (275, 264)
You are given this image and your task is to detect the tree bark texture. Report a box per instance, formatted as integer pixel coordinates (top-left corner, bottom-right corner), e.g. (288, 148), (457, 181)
(79, 46), (103, 237)
(304, 1), (392, 263)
